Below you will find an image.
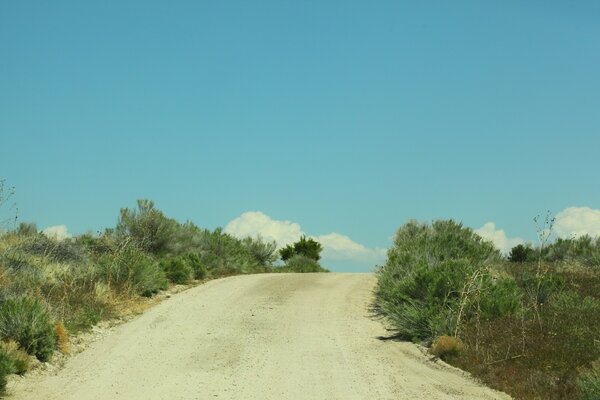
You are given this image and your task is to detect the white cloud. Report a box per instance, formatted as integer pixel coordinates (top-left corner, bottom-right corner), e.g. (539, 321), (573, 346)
(316, 232), (387, 263)
(42, 225), (71, 241)
(554, 206), (600, 238)
(224, 211), (386, 264)
(224, 211), (303, 247)
(475, 222), (524, 254)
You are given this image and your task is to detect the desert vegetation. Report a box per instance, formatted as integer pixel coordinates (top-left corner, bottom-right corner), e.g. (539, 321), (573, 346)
(275, 236), (329, 273)
(0, 198), (326, 394)
(375, 218), (600, 400)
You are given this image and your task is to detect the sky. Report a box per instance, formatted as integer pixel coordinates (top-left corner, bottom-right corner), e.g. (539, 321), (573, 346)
(1, 1), (599, 271)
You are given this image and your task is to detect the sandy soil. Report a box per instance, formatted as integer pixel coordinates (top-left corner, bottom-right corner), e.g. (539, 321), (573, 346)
(8, 273), (510, 400)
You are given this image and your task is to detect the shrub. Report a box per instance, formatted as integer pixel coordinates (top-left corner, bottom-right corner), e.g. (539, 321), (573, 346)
(518, 270), (565, 306)
(280, 236), (323, 262)
(0, 297), (56, 361)
(131, 258), (168, 296)
(478, 276), (522, 320)
(545, 236), (600, 266)
(0, 341), (30, 374)
(115, 200), (178, 255)
(376, 220), (502, 342)
(195, 228), (264, 275)
(18, 234), (87, 263)
(16, 222), (38, 236)
(185, 253), (207, 280)
(160, 257), (193, 284)
(578, 359), (600, 400)
(508, 244), (535, 262)
(278, 254), (329, 273)
(0, 347), (15, 395)
(96, 247), (167, 296)
(241, 236), (277, 267)
(430, 335), (463, 360)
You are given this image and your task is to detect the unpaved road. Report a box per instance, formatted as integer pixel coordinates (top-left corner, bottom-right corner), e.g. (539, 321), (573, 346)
(9, 273), (510, 400)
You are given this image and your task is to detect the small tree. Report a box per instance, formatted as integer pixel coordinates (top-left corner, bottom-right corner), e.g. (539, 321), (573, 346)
(279, 236), (323, 262)
(508, 244), (534, 262)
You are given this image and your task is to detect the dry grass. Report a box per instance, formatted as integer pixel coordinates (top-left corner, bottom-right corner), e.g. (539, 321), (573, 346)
(430, 336), (464, 360)
(54, 321), (70, 355)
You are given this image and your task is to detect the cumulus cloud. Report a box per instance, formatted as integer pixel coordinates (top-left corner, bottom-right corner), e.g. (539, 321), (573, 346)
(554, 206), (600, 238)
(42, 225), (71, 241)
(224, 211), (386, 264)
(224, 211), (303, 247)
(316, 232), (388, 263)
(475, 222), (524, 254)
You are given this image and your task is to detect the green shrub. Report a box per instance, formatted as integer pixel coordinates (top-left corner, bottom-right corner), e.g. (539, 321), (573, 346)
(578, 359), (600, 400)
(278, 254), (329, 273)
(0, 297), (56, 361)
(508, 244), (536, 262)
(279, 236), (323, 262)
(195, 228), (264, 275)
(160, 257), (193, 284)
(241, 236), (277, 267)
(16, 222), (38, 236)
(96, 247), (167, 296)
(0, 347), (15, 395)
(517, 270), (565, 306)
(18, 234), (86, 263)
(478, 276), (522, 320)
(376, 220), (503, 342)
(131, 258), (168, 296)
(545, 236), (600, 266)
(0, 341), (30, 374)
(185, 253), (207, 280)
(115, 199), (178, 255)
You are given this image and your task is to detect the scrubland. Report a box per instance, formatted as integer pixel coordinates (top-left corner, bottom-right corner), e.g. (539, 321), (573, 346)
(375, 219), (600, 400)
(0, 199), (326, 394)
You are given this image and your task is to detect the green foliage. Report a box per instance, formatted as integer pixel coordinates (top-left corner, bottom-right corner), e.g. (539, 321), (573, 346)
(516, 269), (565, 306)
(0, 347), (15, 395)
(279, 245), (294, 262)
(185, 253), (207, 280)
(279, 236), (323, 262)
(16, 222), (38, 236)
(0, 341), (30, 375)
(160, 257), (193, 284)
(194, 228), (267, 275)
(96, 246), (167, 296)
(376, 219), (506, 342)
(276, 254), (329, 273)
(508, 243), (536, 262)
(478, 276), (522, 320)
(17, 234), (87, 263)
(578, 360), (600, 400)
(0, 297), (56, 361)
(115, 199), (178, 255)
(241, 236), (277, 267)
(508, 236), (600, 266)
(545, 235), (600, 266)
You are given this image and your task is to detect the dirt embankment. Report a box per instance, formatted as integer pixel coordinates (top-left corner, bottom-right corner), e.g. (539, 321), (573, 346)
(8, 273), (510, 400)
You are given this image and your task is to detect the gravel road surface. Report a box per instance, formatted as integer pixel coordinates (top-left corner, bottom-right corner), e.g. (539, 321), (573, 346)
(8, 273), (510, 400)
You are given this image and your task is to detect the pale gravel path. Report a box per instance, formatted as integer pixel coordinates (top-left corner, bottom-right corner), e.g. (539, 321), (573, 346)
(8, 273), (510, 400)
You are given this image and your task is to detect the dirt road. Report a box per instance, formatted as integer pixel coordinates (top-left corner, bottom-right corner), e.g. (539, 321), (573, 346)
(8, 273), (510, 400)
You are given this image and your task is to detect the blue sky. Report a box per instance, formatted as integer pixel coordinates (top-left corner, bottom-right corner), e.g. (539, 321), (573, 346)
(1, 1), (599, 271)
